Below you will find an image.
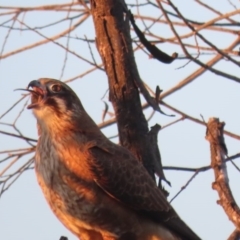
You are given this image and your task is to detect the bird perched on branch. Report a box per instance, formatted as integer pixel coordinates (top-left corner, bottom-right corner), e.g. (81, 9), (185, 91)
(23, 78), (200, 240)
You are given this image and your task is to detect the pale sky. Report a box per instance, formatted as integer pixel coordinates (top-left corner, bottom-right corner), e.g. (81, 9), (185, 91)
(0, 1), (240, 240)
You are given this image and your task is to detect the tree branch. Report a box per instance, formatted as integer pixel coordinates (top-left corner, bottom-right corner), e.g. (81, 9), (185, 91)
(90, 0), (162, 181)
(205, 118), (240, 230)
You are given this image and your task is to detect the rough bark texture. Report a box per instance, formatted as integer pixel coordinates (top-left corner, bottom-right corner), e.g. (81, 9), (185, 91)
(205, 118), (240, 232)
(90, 0), (158, 181)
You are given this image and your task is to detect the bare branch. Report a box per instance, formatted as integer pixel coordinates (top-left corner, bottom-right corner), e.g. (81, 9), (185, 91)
(205, 118), (240, 229)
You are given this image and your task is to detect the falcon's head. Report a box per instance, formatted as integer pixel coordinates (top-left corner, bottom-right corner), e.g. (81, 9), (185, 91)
(24, 78), (84, 127)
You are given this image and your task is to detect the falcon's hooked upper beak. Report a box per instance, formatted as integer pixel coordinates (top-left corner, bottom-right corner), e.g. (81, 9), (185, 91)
(27, 80), (47, 109)
(16, 78), (81, 116)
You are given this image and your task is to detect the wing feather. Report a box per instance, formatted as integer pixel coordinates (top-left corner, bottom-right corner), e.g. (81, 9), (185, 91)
(83, 141), (201, 240)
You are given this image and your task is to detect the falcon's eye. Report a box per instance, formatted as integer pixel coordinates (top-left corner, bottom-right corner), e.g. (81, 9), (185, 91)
(51, 84), (62, 93)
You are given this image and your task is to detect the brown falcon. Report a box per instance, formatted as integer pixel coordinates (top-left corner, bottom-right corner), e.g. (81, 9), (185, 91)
(23, 78), (201, 240)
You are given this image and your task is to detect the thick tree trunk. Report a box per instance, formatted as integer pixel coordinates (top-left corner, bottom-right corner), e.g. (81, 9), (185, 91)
(90, 0), (157, 181)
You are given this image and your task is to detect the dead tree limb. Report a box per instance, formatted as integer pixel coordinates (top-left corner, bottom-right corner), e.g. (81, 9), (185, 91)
(205, 118), (240, 233)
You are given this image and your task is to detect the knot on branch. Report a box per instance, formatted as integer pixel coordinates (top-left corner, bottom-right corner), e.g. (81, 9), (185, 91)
(205, 117), (228, 159)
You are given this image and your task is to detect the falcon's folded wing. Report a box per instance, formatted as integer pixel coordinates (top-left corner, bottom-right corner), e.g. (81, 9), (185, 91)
(84, 143), (201, 240)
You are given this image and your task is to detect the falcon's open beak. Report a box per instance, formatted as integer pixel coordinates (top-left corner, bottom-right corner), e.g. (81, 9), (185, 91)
(27, 80), (47, 109)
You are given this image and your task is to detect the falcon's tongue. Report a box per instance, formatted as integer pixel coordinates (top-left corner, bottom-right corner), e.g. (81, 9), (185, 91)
(26, 80), (47, 109)
(27, 87), (45, 109)
(14, 87), (44, 109)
